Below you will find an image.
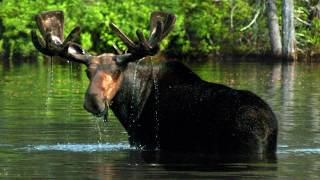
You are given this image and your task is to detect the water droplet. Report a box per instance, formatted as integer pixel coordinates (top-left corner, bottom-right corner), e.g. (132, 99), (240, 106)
(93, 117), (103, 143)
(129, 60), (142, 126)
(45, 57), (54, 113)
(152, 61), (160, 148)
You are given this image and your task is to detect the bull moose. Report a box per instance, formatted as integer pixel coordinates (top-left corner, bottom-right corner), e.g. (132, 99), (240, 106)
(31, 11), (278, 157)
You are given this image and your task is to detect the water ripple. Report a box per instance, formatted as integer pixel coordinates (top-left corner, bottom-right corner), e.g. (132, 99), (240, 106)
(21, 143), (133, 152)
(278, 148), (320, 155)
(0, 144), (13, 147)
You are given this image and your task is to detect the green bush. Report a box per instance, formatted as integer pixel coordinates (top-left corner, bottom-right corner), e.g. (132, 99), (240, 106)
(0, 0), (319, 58)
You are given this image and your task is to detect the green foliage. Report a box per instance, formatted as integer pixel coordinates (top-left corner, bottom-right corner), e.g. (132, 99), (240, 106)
(80, 32), (93, 50)
(309, 19), (320, 46)
(295, 1), (320, 52)
(0, 0), (319, 58)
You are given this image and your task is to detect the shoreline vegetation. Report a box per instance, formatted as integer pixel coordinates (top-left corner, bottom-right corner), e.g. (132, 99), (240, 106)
(1, 0), (320, 62)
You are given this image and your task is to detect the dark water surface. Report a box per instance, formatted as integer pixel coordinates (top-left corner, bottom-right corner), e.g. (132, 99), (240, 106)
(0, 58), (320, 179)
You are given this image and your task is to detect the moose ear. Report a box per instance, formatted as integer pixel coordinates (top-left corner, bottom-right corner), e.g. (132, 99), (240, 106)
(113, 53), (133, 65)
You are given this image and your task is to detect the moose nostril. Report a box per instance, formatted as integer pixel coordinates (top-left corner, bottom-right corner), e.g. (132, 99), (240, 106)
(84, 93), (105, 115)
(84, 101), (101, 115)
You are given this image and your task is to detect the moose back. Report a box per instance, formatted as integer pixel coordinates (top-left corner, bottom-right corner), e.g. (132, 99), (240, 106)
(31, 11), (278, 157)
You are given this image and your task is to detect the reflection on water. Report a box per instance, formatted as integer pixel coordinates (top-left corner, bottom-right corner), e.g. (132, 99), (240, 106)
(0, 58), (320, 179)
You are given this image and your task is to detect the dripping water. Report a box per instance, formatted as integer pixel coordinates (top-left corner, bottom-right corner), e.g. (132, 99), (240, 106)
(127, 59), (144, 144)
(67, 62), (77, 120)
(66, 61), (74, 142)
(128, 59), (143, 128)
(152, 62), (160, 147)
(93, 116), (103, 143)
(44, 57), (54, 144)
(103, 102), (109, 125)
(45, 57), (54, 113)
(67, 62), (73, 120)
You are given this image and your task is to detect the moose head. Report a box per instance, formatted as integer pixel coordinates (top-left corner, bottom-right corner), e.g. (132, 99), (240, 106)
(31, 11), (176, 121)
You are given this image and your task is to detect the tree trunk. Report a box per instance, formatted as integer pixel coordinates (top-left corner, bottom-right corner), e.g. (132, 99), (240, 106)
(266, 0), (282, 57)
(282, 0), (297, 60)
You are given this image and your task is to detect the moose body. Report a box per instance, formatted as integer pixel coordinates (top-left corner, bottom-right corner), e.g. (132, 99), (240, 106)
(32, 11), (278, 157)
(111, 59), (277, 155)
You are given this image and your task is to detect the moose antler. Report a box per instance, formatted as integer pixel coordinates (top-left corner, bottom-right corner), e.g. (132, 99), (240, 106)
(31, 11), (175, 66)
(31, 11), (91, 65)
(110, 11), (176, 64)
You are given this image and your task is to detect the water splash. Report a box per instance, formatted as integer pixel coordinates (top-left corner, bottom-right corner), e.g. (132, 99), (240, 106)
(278, 145), (320, 155)
(286, 148), (320, 154)
(22, 143), (132, 152)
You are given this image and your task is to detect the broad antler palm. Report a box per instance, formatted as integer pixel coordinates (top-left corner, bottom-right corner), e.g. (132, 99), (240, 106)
(31, 11), (91, 65)
(31, 11), (175, 66)
(110, 11), (176, 64)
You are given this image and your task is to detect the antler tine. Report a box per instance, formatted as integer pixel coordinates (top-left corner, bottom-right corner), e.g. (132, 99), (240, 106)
(149, 12), (176, 43)
(112, 44), (123, 55)
(150, 12), (165, 33)
(63, 26), (81, 46)
(136, 29), (152, 51)
(31, 28), (90, 65)
(31, 30), (54, 56)
(109, 22), (137, 50)
(111, 11), (176, 65)
(148, 20), (164, 48)
(31, 11), (91, 65)
(159, 13), (176, 40)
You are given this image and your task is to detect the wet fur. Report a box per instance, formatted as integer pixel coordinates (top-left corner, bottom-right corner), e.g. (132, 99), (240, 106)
(110, 59), (278, 157)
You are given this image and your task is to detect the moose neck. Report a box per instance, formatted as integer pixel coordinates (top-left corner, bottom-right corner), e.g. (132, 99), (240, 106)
(109, 59), (203, 149)
(110, 58), (160, 137)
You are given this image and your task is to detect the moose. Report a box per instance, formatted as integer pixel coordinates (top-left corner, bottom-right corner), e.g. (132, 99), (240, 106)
(31, 11), (278, 157)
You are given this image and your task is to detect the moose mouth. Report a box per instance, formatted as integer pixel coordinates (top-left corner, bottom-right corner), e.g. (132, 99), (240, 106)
(93, 110), (106, 117)
(93, 109), (109, 124)
(92, 101), (111, 124)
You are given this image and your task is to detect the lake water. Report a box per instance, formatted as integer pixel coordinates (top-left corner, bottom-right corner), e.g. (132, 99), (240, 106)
(0, 58), (320, 179)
